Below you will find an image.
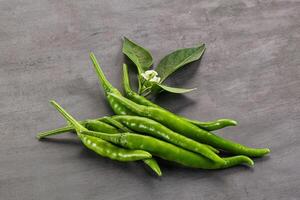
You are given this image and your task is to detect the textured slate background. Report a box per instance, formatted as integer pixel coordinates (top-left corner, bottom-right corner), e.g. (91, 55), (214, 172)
(1, 0), (299, 199)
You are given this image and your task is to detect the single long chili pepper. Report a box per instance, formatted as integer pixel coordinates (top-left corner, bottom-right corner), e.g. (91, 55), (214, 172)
(107, 93), (270, 157)
(38, 118), (162, 176)
(122, 64), (237, 131)
(50, 100), (254, 169)
(38, 119), (151, 162)
(110, 115), (224, 162)
(79, 134), (151, 162)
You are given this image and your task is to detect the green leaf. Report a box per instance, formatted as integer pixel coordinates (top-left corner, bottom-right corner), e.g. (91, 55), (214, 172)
(155, 84), (196, 94)
(155, 44), (205, 82)
(122, 37), (154, 73)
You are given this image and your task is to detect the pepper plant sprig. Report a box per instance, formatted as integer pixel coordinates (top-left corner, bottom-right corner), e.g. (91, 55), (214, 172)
(122, 37), (205, 97)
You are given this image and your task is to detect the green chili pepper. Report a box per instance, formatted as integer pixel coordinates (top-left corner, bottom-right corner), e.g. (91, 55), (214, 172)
(50, 100), (254, 169)
(79, 134), (151, 162)
(122, 63), (237, 131)
(38, 119), (152, 162)
(109, 115), (224, 163)
(107, 93), (270, 157)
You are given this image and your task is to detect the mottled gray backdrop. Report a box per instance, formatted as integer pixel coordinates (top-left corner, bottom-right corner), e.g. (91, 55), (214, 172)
(0, 0), (299, 200)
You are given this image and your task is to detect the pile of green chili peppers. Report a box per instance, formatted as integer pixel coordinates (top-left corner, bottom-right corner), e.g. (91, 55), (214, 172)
(37, 53), (270, 176)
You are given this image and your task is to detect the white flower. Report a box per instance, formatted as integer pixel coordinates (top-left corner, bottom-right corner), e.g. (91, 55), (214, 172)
(141, 70), (158, 79)
(141, 70), (161, 83)
(149, 76), (161, 83)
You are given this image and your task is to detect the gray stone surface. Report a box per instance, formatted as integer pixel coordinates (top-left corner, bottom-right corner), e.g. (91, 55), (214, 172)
(1, 0), (299, 199)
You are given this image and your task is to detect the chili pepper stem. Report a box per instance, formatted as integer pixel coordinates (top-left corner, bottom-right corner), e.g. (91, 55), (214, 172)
(37, 126), (74, 139)
(90, 52), (115, 94)
(50, 100), (122, 145)
(50, 100), (87, 134)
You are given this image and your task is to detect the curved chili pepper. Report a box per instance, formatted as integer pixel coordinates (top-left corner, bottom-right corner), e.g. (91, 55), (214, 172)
(107, 93), (270, 157)
(50, 100), (254, 169)
(38, 118), (152, 162)
(122, 63), (237, 131)
(80, 134), (151, 162)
